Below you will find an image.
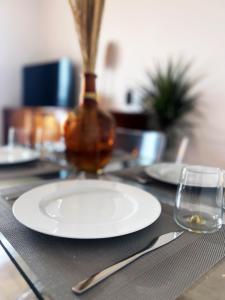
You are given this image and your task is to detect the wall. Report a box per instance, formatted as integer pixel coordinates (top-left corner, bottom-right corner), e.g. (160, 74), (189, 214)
(0, 0), (48, 141)
(0, 0), (51, 102)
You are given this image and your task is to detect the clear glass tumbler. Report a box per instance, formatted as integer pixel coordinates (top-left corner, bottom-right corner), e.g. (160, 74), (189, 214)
(7, 127), (31, 148)
(174, 165), (223, 233)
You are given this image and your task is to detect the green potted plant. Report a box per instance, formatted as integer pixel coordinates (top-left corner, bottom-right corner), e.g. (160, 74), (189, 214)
(141, 61), (200, 160)
(141, 60), (199, 132)
(140, 60), (200, 160)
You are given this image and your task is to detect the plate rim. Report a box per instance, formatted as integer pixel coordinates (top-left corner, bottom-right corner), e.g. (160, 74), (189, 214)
(0, 146), (40, 166)
(145, 162), (186, 185)
(12, 179), (162, 239)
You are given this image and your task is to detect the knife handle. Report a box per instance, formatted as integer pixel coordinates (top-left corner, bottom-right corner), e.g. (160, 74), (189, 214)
(72, 231), (183, 294)
(72, 249), (149, 294)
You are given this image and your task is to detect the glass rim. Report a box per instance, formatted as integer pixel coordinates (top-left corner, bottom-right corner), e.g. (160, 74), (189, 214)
(179, 165), (224, 187)
(181, 165), (222, 175)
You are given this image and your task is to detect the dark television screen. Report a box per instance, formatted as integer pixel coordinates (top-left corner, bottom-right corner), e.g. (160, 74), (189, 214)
(22, 59), (75, 108)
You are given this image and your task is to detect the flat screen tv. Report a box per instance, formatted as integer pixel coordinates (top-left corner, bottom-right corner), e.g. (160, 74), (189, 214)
(22, 59), (76, 108)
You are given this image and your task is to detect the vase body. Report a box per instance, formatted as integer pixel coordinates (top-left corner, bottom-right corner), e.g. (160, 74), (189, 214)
(64, 73), (115, 172)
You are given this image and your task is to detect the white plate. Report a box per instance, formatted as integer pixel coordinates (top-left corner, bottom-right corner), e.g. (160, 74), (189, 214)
(145, 163), (186, 185)
(13, 180), (161, 239)
(0, 146), (40, 165)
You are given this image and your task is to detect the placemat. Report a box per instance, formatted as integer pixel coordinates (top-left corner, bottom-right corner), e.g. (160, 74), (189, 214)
(1, 181), (225, 300)
(0, 159), (68, 180)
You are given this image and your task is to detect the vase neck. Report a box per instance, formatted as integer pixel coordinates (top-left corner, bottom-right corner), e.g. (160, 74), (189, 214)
(82, 73), (97, 106)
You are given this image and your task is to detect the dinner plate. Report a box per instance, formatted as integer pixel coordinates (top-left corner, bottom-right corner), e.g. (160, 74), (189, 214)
(145, 163), (186, 185)
(0, 146), (40, 165)
(13, 180), (161, 239)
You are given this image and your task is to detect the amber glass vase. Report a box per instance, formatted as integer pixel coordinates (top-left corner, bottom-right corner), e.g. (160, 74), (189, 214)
(64, 73), (115, 173)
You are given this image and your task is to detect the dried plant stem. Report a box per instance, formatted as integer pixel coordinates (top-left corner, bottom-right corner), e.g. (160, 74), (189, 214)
(68, 0), (105, 74)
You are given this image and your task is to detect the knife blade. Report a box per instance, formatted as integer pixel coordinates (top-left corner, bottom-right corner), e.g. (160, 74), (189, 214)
(72, 231), (184, 294)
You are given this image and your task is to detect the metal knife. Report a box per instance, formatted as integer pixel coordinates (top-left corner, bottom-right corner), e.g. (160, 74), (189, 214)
(72, 231), (184, 294)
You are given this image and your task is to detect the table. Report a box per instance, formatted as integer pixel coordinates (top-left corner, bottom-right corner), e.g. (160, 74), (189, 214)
(178, 258), (225, 300)
(0, 158), (225, 300)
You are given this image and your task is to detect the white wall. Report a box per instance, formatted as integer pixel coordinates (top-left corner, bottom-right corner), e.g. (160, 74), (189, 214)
(0, 0), (48, 141)
(0, 1), (48, 104)
(1, 0), (225, 165)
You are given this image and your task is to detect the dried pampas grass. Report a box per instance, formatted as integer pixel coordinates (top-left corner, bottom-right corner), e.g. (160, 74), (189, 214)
(69, 0), (105, 74)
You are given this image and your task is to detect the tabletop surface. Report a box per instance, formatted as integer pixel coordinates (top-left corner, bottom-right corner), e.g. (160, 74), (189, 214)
(0, 156), (225, 300)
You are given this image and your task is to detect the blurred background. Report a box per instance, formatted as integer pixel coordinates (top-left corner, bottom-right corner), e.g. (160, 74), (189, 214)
(1, 0), (225, 167)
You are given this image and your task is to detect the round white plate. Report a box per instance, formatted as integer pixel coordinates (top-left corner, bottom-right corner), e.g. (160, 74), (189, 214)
(13, 180), (161, 239)
(145, 163), (186, 185)
(0, 146), (40, 165)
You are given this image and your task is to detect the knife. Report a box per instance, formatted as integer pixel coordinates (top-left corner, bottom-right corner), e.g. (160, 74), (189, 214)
(72, 231), (184, 294)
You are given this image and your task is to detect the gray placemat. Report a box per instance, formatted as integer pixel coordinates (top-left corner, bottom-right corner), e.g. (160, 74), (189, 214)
(0, 159), (66, 180)
(1, 181), (225, 300)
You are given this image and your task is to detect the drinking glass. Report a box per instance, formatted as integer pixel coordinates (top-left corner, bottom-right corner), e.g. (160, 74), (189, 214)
(7, 127), (31, 148)
(174, 165), (223, 233)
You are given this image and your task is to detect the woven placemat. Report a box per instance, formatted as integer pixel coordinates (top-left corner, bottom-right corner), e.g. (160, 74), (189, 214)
(0, 180), (225, 300)
(0, 159), (67, 180)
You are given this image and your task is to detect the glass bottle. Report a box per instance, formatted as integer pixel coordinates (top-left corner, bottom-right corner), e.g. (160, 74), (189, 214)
(64, 73), (115, 173)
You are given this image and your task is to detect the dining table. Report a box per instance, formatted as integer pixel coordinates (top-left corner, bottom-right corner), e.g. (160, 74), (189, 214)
(0, 149), (224, 300)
